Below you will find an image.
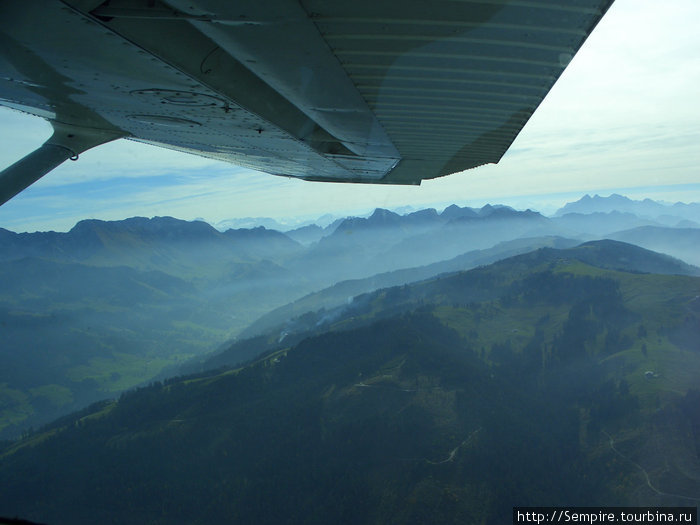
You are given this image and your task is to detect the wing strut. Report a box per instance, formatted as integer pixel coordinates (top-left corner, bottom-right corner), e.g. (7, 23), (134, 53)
(0, 122), (124, 206)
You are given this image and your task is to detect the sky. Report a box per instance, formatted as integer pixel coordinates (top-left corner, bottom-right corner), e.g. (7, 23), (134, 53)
(1, 0), (699, 233)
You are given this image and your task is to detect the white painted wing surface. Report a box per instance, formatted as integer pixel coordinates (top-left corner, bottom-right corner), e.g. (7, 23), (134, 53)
(0, 0), (614, 204)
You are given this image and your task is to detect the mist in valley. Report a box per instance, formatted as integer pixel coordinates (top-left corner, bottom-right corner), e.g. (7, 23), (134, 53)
(0, 193), (698, 440)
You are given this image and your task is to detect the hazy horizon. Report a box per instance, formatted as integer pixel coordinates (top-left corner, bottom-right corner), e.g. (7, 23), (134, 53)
(1, 0), (698, 233)
(1, 188), (698, 234)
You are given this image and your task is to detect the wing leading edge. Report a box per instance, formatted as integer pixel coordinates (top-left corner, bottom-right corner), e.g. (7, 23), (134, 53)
(0, 0), (614, 205)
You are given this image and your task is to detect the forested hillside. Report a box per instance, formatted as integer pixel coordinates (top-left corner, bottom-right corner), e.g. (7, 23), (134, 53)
(1, 201), (698, 441)
(2, 240), (698, 524)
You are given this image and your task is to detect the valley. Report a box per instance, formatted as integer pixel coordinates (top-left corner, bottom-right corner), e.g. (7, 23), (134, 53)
(0, 194), (699, 523)
(1, 195), (698, 439)
(1, 237), (699, 524)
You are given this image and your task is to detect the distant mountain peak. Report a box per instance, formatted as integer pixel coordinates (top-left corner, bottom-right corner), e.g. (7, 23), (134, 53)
(553, 194), (684, 219)
(69, 218), (106, 233)
(69, 216), (216, 236)
(406, 208), (438, 219)
(369, 208), (400, 221)
(334, 208), (403, 233)
(440, 204), (478, 220)
(478, 204), (518, 217)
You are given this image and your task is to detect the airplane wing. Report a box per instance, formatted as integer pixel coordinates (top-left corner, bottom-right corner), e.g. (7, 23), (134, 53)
(0, 0), (615, 205)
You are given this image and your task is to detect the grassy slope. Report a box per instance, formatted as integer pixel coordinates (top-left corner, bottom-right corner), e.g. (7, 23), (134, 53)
(1, 253), (699, 522)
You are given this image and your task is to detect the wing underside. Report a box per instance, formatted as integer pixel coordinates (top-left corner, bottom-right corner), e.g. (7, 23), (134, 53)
(0, 0), (614, 202)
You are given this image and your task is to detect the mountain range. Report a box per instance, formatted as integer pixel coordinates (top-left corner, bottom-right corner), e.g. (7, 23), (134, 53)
(0, 196), (698, 440)
(1, 239), (699, 524)
(554, 193), (700, 226)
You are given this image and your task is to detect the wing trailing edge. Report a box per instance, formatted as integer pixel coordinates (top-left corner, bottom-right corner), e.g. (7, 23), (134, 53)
(0, 0), (615, 204)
